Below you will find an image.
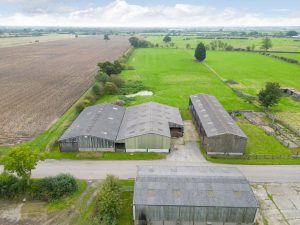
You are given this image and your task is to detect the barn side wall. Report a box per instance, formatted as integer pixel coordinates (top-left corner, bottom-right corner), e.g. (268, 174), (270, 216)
(60, 136), (115, 152)
(125, 134), (170, 150)
(207, 134), (247, 155)
(134, 205), (257, 225)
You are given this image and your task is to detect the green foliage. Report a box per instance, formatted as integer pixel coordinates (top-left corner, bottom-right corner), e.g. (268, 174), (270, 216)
(128, 37), (152, 48)
(75, 101), (86, 113)
(104, 82), (119, 95)
(258, 82), (282, 108)
(32, 174), (78, 201)
(194, 42), (206, 61)
(261, 37), (272, 51)
(94, 175), (121, 225)
(96, 72), (109, 83)
(92, 83), (104, 96)
(119, 80), (145, 95)
(98, 61), (122, 75)
(84, 93), (96, 104)
(186, 43), (191, 49)
(2, 146), (45, 185)
(163, 35), (171, 43)
(286, 30), (298, 37)
(0, 173), (27, 199)
(108, 75), (125, 88)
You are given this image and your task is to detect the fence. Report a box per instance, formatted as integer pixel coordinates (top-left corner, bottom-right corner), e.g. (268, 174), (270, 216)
(210, 153), (300, 160)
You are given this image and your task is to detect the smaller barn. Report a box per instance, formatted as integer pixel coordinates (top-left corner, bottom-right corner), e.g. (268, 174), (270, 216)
(133, 166), (258, 225)
(189, 94), (247, 155)
(116, 102), (184, 153)
(58, 104), (125, 152)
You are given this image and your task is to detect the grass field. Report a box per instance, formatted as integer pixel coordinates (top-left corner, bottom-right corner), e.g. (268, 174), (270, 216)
(117, 48), (255, 119)
(203, 51), (300, 113)
(0, 34), (75, 48)
(146, 36), (300, 52)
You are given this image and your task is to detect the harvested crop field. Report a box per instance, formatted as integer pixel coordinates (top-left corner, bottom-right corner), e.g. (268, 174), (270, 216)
(0, 36), (129, 145)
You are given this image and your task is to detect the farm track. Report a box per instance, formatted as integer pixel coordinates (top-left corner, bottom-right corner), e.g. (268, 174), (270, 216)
(0, 36), (130, 145)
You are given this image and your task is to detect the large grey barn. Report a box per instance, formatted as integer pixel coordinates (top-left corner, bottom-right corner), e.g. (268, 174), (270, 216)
(133, 166), (258, 225)
(58, 102), (183, 152)
(189, 94), (247, 155)
(58, 104), (125, 152)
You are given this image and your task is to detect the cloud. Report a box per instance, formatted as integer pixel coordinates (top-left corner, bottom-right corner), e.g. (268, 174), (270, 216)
(0, 0), (300, 27)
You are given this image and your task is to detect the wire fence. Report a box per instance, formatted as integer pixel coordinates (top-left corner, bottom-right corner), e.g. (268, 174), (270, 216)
(210, 153), (300, 160)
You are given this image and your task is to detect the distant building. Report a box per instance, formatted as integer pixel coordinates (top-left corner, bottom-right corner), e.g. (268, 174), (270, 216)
(133, 166), (258, 225)
(58, 102), (184, 153)
(189, 94), (247, 155)
(281, 87), (300, 99)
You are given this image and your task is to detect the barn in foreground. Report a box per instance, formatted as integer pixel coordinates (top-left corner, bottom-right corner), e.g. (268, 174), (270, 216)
(58, 102), (184, 152)
(133, 166), (258, 225)
(189, 93), (247, 155)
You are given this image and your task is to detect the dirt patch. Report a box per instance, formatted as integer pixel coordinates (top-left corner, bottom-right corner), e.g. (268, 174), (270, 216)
(0, 36), (129, 145)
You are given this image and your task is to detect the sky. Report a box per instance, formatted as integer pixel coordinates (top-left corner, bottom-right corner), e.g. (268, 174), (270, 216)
(0, 0), (300, 27)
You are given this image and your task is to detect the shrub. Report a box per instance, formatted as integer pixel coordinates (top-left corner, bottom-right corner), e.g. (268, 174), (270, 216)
(96, 72), (109, 84)
(119, 80), (145, 95)
(225, 79), (239, 85)
(75, 101), (86, 113)
(112, 100), (125, 106)
(84, 93), (96, 104)
(94, 175), (121, 225)
(33, 174), (78, 201)
(97, 61), (122, 75)
(0, 173), (26, 199)
(104, 82), (119, 95)
(92, 83), (104, 96)
(127, 65), (135, 70)
(109, 75), (125, 88)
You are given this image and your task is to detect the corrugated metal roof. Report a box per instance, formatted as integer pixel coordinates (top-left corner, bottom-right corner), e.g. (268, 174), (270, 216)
(59, 104), (125, 141)
(117, 102), (184, 140)
(190, 94), (247, 138)
(134, 166), (258, 208)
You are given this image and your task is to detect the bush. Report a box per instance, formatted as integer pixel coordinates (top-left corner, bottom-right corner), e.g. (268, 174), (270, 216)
(96, 72), (109, 83)
(104, 82), (119, 95)
(127, 65), (135, 70)
(84, 93), (96, 103)
(33, 174), (78, 201)
(112, 100), (125, 106)
(108, 75), (125, 88)
(92, 83), (104, 96)
(75, 101), (86, 113)
(97, 61), (122, 75)
(94, 175), (121, 225)
(0, 173), (26, 199)
(119, 80), (145, 95)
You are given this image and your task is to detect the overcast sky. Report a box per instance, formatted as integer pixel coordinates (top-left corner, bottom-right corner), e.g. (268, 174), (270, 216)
(0, 0), (300, 27)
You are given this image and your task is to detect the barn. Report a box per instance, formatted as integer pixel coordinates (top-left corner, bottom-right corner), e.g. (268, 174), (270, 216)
(58, 104), (125, 152)
(116, 102), (184, 153)
(59, 102), (183, 152)
(133, 166), (258, 225)
(189, 94), (247, 155)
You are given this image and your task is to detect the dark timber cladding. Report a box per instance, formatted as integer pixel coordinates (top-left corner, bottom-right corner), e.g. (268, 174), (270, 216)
(133, 166), (258, 225)
(58, 104), (125, 151)
(189, 93), (247, 155)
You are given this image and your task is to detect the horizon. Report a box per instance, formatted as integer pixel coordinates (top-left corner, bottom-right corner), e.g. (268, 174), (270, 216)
(1, 0), (300, 27)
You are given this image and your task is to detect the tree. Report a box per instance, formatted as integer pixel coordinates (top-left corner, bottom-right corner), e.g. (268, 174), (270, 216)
(186, 43), (191, 49)
(129, 37), (139, 47)
(94, 175), (121, 225)
(286, 30), (298, 37)
(2, 146), (45, 185)
(96, 72), (109, 83)
(104, 82), (119, 95)
(194, 42), (206, 62)
(104, 34), (110, 40)
(98, 61), (122, 75)
(108, 75), (125, 88)
(92, 83), (104, 96)
(258, 82), (282, 108)
(261, 37), (272, 51)
(163, 35), (171, 43)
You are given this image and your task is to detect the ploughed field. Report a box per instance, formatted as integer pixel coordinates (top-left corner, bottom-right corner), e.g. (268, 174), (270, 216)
(0, 36), (129, 145)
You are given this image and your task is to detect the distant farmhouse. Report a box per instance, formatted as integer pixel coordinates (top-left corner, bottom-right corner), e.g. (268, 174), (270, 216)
(59, 102), (184, 153)
(281, 87), (300, 99)
(133, 166), (258, 225)
(189, 94), (247, 155)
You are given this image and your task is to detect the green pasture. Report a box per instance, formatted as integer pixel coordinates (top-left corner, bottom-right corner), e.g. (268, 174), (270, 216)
(146, 35), (300, 52)
(202, 51), (300, 113)
(117, 48), (255, 119)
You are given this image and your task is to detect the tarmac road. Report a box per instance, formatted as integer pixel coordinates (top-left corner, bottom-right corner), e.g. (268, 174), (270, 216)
(0, 159), (297, 183)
